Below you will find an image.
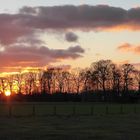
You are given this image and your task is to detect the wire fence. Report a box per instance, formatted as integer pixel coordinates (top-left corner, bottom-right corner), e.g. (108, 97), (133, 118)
(0, 103), (139, 117)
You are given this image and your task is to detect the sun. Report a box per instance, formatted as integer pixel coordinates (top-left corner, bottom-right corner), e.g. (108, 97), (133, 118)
(5, 90), (11, 96)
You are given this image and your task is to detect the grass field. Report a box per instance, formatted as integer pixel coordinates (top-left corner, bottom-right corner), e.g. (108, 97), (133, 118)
(0, 102), (140, 117)
(1, 115), (140, 140)
(0, 103), (140, 140)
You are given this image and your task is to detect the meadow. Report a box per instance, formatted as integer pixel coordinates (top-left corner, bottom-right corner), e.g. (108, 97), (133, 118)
(0, 102), (140, 140)
(0, 102), (140, 117)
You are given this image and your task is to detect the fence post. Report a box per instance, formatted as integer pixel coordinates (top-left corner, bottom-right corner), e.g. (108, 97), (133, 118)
(134, 104), (137, 114)
(53, 105), (56, 116)
(9, 104), (12, 117)
(73, 105), (76, 115)
(91, 105), (94, 115)
(32, 105), (35, 117)
(106, 105), (109, 115)
(120, 104), (123, 114)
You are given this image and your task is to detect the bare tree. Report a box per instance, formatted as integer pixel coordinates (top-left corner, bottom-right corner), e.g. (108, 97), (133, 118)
(41, 68), (56, 94)
(0, 77), (7, 94)
(62, 71), (71, 93)
(25, 72), (37, 94)
(7, 75), (15, 94)
(55, 69), (70, 93)
(91, 60), (113, 95)
(110, 64), (122, 95)
(134, 70), (140, 93)
(14, 73), (24, 94)
(80, 68), (92, 92)
(121, 64), (134, 93)
(71, 68), (85, 94)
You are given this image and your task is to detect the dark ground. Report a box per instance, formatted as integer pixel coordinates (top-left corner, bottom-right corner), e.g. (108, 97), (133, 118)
(0, 114), (140, 140)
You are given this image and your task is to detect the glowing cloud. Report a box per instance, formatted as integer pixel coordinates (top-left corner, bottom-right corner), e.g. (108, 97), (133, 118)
(117, 43), (140, 55)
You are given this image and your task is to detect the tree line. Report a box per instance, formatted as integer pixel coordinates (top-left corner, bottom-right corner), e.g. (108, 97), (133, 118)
(0, 60), (140, 102)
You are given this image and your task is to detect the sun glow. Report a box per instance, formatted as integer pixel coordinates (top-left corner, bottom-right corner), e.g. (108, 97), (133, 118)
(5, 90), (11, 96)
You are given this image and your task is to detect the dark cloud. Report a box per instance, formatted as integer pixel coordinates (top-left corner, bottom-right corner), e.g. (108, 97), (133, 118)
(19, 5), (127, 29)
(18, 5), (140, 31)
(0, 5), (140, 45)
(0, 14), (32, 45)
(0, 45), (85, 68)
(0, 5), (140, 71)
(128, 7), (140, 21)
(17, 35), (45, 45)
(65, 32), (78, 42)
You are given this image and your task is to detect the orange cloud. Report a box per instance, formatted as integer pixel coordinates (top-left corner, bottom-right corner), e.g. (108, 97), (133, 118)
(117, 43), (140, 55)
(115, 60), (130, 65)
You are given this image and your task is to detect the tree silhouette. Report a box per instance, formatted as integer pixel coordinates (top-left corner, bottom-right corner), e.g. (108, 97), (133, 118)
(91, 60), (113, 96)
(121, 64), (134, 93)
(134, 70), (140, 93)
(0, 59), (140, 102)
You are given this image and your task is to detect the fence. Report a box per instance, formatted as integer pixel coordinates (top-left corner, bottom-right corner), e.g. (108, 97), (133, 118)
(0, 102), (139, 117)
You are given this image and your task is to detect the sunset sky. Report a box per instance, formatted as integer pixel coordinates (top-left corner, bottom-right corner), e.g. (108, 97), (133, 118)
(0, 0), (140, 73)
